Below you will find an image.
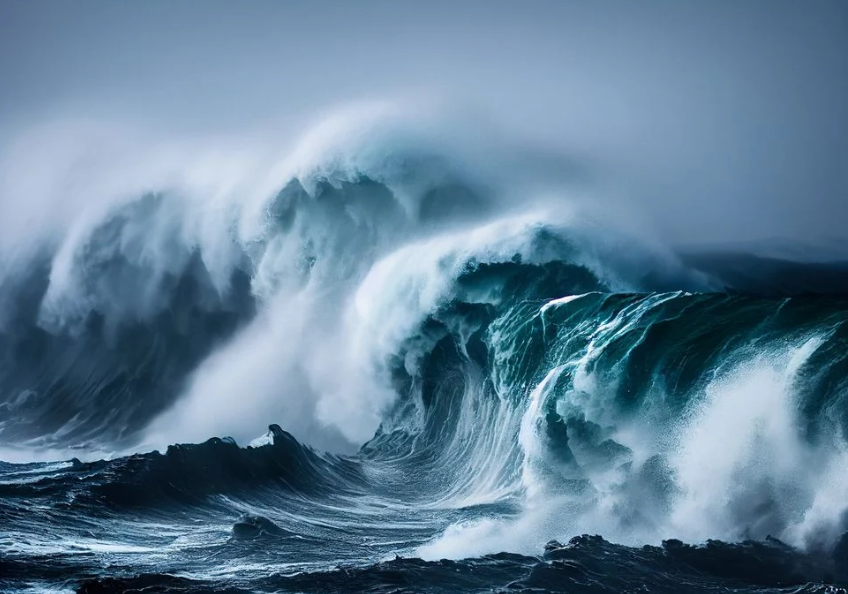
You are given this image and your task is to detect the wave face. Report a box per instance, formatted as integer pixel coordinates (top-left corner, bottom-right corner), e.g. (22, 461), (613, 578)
(2, 108), (848, 593)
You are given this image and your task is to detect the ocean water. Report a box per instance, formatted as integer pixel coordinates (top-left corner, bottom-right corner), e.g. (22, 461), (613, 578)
(1, 108), (847, 593)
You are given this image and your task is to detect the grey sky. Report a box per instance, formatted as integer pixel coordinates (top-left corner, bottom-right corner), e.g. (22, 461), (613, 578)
(1, 0), (847, 246)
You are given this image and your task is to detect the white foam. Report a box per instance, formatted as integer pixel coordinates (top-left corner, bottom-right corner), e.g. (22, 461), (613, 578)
(0, 101), (694, 464)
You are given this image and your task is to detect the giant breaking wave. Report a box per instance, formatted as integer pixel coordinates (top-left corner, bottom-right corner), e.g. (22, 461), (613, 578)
(2, 104), (848, 593)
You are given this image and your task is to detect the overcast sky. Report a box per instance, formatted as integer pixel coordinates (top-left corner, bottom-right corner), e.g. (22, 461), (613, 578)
(1, 0), (846, 246)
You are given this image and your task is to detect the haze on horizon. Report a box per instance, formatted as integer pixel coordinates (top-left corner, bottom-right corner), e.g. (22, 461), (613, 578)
(1, 0), (846, 248)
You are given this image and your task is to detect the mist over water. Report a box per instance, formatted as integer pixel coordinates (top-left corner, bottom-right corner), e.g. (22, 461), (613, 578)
(3, 1), (848, 247)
